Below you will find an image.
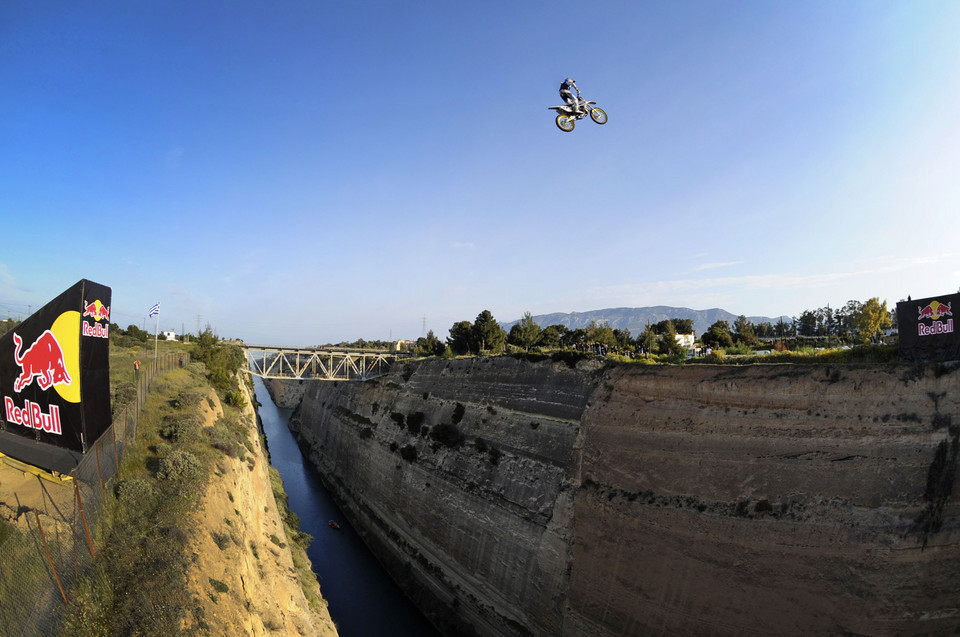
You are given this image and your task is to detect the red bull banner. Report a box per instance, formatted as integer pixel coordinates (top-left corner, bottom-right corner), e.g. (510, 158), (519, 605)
(0, 279), (111, 472)
(897, 292), (960, 363)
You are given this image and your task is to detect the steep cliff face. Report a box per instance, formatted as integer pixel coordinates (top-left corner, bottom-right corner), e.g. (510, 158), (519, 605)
(289, 357), (960, 636)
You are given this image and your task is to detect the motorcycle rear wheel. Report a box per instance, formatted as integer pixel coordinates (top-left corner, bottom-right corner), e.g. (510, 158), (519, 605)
(590, 107), (608, 125)
(556, 115), (575, 132)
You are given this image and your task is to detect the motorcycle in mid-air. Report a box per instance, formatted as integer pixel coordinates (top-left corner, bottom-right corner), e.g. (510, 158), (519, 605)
(548, 97), (607, 132)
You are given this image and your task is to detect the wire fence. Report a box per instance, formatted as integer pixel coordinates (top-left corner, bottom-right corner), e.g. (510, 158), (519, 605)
(0, 351), (189, 637)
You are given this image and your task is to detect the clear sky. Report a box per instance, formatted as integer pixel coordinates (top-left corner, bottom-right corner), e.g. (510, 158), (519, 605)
(2, 1), (959, 346)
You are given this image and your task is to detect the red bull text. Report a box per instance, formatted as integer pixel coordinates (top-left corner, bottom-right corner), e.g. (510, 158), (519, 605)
(917, 301), (954, 337)
(3, 397), (62, 434)
(82, 321), (109, 338)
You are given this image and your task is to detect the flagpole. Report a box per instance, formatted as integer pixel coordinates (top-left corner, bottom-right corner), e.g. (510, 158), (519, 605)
(149, 302), (161, 370)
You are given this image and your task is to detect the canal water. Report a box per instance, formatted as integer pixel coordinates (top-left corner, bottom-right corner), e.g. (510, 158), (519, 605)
(252, 376), (442, 637)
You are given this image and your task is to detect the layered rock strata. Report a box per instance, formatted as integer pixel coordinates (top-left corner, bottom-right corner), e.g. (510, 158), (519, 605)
(288, 357), (960, 636)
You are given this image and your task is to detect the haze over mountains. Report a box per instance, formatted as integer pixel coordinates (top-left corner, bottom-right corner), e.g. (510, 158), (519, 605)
(505, 307), (791, 338)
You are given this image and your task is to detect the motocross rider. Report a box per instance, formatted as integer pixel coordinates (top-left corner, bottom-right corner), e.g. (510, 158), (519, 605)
(559, 78), (582, 115)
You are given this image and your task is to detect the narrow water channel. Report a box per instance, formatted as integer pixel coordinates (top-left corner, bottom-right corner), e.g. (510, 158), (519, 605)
(252, 376), (443, 637)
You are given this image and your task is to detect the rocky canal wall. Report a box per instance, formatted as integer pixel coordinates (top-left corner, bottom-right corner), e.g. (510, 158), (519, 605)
(287, 356), (960, 636)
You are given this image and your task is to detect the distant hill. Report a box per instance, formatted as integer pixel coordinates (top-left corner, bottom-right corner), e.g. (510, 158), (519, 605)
(504, 307), (790, 337)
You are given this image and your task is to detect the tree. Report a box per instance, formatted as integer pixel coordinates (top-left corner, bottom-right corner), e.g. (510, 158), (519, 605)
(539, 324), (568, 348)
(568, 328), (588, 348)
(672, 318), (694, 334)
(416, 330), (446, 357)
(473, 310), (506, 354)
(638, 324), (658, 354)
(657, 322), (686, 356)
(836, 300), (863, 341)
(654, 319), (674, 335)
(613, 328), (633, 349)
(125, 324), (150, 342)
(733, 315), (757, 345)
(701, 321), (733, 349)
(755, 322), (774, 338)
(508, 312), (542, 351)
(588, 323), (617, 347)
(857, 297), (892, 342)
(797, 310), (818, 337)
(447, 321), (473, 355)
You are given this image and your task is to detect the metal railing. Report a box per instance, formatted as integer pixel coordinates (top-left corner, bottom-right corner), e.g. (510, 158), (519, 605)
(244, 346), (397, 381)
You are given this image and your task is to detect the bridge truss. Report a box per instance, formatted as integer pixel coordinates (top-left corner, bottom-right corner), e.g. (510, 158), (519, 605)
(244, 347), (397, 381)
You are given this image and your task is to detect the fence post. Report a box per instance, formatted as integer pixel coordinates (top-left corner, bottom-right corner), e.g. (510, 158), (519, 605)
(112, 420), (119, 477)
(34, 510), (68, 604)
(72, 470), (95, 558)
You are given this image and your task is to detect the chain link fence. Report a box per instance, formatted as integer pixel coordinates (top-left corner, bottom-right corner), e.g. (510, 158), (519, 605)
(0, 351), (189, 637)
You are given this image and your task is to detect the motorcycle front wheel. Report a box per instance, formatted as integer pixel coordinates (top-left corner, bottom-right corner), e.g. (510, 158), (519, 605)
(555, 115), (575, 132)
(590, 107), (608, 125)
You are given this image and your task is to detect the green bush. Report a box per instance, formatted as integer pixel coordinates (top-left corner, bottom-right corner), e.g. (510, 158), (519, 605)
(209, 578), (230, 594)
(173, 389), (206, 409)
(400, 444), (417, 462)
(160, 413), (203, 443)
(115, 478), (154, 506)
(156, 449), (203, 482)
(224, 390), (246, 408)
(113, 381), (137, 411)
(211, 531), (231, 551)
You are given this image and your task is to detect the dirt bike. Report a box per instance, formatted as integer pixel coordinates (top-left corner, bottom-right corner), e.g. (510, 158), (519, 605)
(549, 97), (607, 132)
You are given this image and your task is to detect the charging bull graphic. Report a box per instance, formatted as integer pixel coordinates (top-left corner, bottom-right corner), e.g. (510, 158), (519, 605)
(12, 330), (72, 393)
(82, 299), (110, 322)
(1, 278), (112, 471)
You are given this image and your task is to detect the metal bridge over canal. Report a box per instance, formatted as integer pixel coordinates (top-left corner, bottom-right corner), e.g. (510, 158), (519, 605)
(243, 345), (399, 381)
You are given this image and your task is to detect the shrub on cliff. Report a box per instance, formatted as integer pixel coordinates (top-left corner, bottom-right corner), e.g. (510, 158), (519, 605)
(160, 413), (203, 443)
(550, 350), (593, 368)
(400, 444), (418, 461)
(430, 423), (464, 448)
(407, 411), (425, 434)
(156, 449), (203, 482)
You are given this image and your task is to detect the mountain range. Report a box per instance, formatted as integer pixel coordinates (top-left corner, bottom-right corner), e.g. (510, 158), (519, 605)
(504, 307), (791, 337)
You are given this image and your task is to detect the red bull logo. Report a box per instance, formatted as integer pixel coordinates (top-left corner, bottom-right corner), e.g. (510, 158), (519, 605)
(82, 322), (109, 338)
(12, 331), (73, 393)
(3, 397), (62, 434)
(82, 299), (110, 321)
(917, 300), (954, 337)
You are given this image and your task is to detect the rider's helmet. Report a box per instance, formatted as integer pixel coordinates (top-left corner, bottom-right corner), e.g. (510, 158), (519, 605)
(564, 78), (575, 85)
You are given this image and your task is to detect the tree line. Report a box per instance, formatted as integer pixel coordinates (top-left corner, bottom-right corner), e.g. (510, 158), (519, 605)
(416, 297), (895, 358)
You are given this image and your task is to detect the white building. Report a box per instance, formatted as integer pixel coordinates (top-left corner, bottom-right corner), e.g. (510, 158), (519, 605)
(162, 330), (177, 341)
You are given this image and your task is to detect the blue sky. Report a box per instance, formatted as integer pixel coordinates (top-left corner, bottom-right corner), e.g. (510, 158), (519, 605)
(2, 1), (959, 346)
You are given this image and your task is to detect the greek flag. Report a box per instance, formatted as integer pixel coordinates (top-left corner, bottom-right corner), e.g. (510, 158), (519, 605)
(149, 302), (160, 317)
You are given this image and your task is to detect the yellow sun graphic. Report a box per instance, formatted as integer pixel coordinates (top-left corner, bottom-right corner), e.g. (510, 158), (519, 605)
(50, 311), (81, 403)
